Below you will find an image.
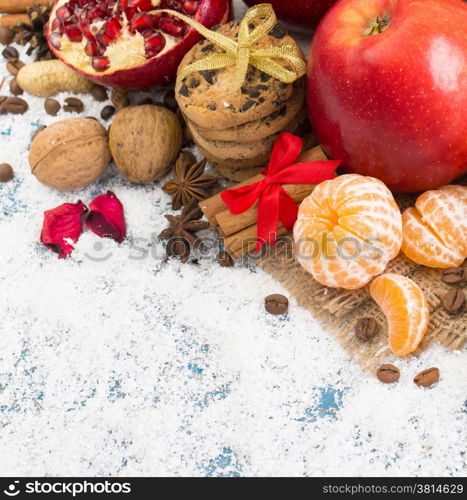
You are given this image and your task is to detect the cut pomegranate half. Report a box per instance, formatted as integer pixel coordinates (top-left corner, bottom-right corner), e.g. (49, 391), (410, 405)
(47, 0), (231, 89)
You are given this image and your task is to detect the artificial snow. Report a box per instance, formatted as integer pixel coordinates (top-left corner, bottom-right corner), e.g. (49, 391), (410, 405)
(0, 1), (465, 477)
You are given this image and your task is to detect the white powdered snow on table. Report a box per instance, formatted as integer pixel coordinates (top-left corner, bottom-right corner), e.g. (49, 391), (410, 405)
(0, 1), (465, 477)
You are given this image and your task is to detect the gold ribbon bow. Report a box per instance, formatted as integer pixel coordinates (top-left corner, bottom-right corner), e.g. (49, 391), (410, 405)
(151, 4), (306, 94)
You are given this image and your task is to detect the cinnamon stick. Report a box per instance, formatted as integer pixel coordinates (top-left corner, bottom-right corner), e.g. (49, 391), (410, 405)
(0, 0), (51, 13)
(199, 145), (327, 226)
(0, 13), (29, 27)
(224, 224), (289, 258)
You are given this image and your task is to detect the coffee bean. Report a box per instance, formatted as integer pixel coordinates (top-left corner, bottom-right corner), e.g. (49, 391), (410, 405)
(265, 294), (289, 315)
(355, 317), (378, 341)
(164, 89), (178, 112)
(0, 163), (13, 182)
(441, 267), (465, 285)
(31, 125), (46, 142)
(43, 98), (60, 116)
(63, 97), (84, 113)
(0, 26), (14, 46)
(414, 367), (439, 387)
(90, 84), (108, 102)
(2, 46), (18, 60)
(100, 105), (115, 120)
(9, 77), (23, 96)
(1, 96), (28, 114)
(217, 251), (234, 268)
(442, 288), (465, 315)
(376, 364), (400, 384)
(6, 59), (25, 76)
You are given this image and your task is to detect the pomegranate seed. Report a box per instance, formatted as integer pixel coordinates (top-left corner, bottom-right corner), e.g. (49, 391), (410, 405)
(125, 7), (137, 20)
(74, 7), (84, 20)
(56, 5), (72, 22)
(85, 40), (98, 57)
(92, 56), (110, 72)
(164, 0), (184, 9)
(82, 23), (95, 40)
(128, 0), (153, 9)
(95, 5), (107, 17)
(144, 32), (166, 57)
(105, 17), (122, 40)
(49, 32), (62, 49)
(87, 11), (101, 22)
(65, 24), (83, 42)
(51, 18), (61, 31)
(97, 32), (114, 45)
(159, 17), (185, 38)
(183, 0), (200, 15)
(130, 12), (154, 33)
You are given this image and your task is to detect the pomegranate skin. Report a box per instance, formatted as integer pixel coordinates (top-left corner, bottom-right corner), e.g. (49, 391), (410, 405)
(47, 0), (232, 90)
(244, 0), (336, 26)
(307, 0), (467, 193)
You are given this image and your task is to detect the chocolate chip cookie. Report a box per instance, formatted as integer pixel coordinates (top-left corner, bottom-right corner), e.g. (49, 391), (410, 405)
(188, 110), (306, 163)
(188, 79), (306, 143)
(175, 20), (304, 130)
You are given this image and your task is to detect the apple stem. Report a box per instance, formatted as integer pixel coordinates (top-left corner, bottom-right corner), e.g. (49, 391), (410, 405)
(364, 13), (390, 36)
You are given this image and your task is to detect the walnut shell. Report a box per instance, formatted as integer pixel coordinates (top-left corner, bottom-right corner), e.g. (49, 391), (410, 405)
(29, 118), (111, 191)
(109, 105), (182, 183)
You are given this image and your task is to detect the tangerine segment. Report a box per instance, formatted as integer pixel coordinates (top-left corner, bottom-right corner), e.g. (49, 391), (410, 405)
(415, 185), (467, 258)
(401, 185), (467, 268)
(401, 208), (464, 268)
(370, 273), (429, 357)
(294, 174), (403, 289)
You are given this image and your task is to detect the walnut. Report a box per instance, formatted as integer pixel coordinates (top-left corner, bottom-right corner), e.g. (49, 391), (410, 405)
(29, 118), (111, 191)
(109, 105), (182, 183)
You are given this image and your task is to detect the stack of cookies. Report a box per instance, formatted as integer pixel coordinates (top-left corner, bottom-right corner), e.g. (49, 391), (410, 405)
(175, 21), (309, 182)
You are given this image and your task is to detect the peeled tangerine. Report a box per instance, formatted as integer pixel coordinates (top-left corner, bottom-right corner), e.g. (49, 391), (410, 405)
(401, 185), (467, 268)
(293, 174), (402, 289)
(370, 274), (429, 357)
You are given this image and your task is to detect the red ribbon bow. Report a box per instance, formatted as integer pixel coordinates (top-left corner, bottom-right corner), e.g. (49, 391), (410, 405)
(221, 133), (340, 252)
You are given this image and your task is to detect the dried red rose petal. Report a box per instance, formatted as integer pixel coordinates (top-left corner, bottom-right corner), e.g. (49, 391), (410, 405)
(41, 201), (88, 258)
(85, 191), (126, 243)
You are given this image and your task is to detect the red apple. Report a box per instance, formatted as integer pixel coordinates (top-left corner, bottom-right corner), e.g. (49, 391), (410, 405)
(244, 0), (336, 26)
(307, 0), (467, 192)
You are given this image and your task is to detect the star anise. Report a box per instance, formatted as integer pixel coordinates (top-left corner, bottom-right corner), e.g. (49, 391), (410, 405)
(13, 4), (55, 61)
(163, 151), (217, 210)
(159, 200), (210, 263)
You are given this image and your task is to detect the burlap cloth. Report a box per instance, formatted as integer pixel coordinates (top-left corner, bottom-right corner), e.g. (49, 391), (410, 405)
(254, 189), (466, 372)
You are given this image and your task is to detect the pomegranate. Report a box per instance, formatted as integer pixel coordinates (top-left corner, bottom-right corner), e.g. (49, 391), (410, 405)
(243, 0), (336, 27)
(47, 0), (231, 89)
